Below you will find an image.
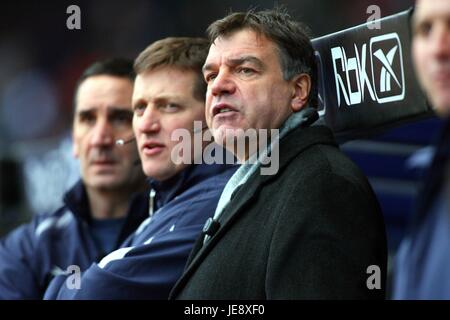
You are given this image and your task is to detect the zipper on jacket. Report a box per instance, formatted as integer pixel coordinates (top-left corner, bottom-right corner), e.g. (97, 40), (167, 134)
(149, 189), (156, 217)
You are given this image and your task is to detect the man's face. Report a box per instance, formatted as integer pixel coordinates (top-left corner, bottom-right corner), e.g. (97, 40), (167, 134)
(73, 75), (144, 192)
(413, 0), (450, 116)
(132, 67), (205, 181)
(202, 29), (296, 155)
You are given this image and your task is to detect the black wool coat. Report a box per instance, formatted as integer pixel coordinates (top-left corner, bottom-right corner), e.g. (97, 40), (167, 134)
(170, 125), (387, 299)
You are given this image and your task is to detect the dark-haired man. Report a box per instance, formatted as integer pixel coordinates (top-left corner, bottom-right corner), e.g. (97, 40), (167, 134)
(0, 58), (149, 299)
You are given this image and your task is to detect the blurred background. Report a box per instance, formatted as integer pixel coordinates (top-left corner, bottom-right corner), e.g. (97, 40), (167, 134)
(0, 0), (438, 277)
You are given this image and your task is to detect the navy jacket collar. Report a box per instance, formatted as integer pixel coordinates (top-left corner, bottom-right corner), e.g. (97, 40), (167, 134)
(63, 180), (91, 222)
(63, 180), (149, 247)
(149, 163), (236, 211)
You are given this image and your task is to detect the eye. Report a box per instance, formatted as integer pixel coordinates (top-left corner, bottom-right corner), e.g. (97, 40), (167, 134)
(162, 103), (181, 112)
(133, 102), (146, 116)
(239, 67), (253, 74)
(236, 67), (256, 77)
(205, 72), (217, 83)
(111, 111), (133, 125)
(78, 112), (96, 125)
(414, 21), (432, 38)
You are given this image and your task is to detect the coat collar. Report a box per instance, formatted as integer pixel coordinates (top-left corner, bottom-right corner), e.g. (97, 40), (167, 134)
(216, 125), (337, 228)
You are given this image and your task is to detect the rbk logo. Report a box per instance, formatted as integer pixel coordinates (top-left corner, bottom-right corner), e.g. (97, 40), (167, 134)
(331, 32), (405, 106)
(369, 33), (405, 103)
(373, 46), (400, 92)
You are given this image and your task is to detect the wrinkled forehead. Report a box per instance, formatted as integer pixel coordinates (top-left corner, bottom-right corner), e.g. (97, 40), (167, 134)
(206, 29), (279, 64)
(133, 67), (197, 101)
(76, 75), (133, 110)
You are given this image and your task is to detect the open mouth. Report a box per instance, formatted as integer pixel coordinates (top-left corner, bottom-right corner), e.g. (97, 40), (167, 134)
(142, 142), (165, 156)
(212, 104), (238, 117)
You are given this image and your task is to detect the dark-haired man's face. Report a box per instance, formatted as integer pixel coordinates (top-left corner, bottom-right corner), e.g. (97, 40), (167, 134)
(73, 75), (144, 193)
(203, 29), (307, 160)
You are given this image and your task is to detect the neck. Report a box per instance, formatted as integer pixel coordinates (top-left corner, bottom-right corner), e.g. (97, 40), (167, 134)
(86, 187), (134, 220)
(232, 131), (279, 163)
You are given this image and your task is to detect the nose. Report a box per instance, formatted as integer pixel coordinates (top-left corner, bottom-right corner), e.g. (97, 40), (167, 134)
(90, 119), (114, 147)
(210, 70), (236, 97)
(136, 106), (161, 135)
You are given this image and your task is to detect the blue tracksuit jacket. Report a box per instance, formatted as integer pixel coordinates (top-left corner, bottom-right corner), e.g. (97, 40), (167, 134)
(0, 180), (149, 299)
(44, 163), (236, 299)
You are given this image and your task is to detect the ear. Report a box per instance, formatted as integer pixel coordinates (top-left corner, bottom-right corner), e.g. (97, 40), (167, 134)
(290, 74), (311, 112)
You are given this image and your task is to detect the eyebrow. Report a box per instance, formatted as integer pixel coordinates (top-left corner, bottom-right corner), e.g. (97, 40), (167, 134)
(76, 109), (92, 120)
(77, 107), (133, 116)
(139, 94), (186, 102)
(202, 63), (216, 74)
(202, 55), (264, 73)
(132, 95), (185, 109)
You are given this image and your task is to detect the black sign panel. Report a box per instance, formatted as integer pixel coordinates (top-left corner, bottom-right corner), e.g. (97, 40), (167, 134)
(312, 8), (433, 141)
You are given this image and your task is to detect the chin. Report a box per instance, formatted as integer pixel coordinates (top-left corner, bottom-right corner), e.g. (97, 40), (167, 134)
(143, 166), (169, 182)
(90, 180), (121, 191)
(212, 127), (237, 145)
